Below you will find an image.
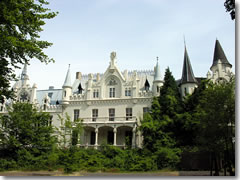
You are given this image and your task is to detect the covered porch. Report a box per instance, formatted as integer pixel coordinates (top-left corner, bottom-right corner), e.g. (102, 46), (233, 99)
(77, 123), (138, 149)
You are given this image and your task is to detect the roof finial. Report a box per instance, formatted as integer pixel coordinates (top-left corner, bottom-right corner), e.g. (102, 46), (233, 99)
(183, 35), (186, 47)
(68, 64), (70, 68)
(156, 56), (159, 62)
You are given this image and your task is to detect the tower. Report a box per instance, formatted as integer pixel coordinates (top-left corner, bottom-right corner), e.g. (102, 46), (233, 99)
(21, 63), (30, 87)
(62, 64), (72, 105)
(208, 39), (232, 83)
(153, 57), (163, 96)
(179, 44), (198, 97)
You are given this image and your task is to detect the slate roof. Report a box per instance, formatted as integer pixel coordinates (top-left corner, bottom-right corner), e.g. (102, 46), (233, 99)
(72, 70), (155, 94)
(180, 46), (197, 85)
(36, 88), (62, 106)
(211, 39), (232, 69)
(63, 65), (71, 87)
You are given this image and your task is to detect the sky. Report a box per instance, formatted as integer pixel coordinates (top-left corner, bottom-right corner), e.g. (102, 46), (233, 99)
(14, 0), (235, 90)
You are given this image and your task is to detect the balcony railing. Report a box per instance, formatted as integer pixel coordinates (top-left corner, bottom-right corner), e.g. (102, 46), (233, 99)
(81, 116), (137, 123)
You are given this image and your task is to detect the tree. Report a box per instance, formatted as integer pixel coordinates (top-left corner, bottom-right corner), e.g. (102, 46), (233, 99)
(0, 0), (57, 102)
(56, 113), (83, 148)
(159, 67), (182, 118)
(196, 78), (235, 175)
(224, 0), (235, 20)
(0, 102), (56, 156)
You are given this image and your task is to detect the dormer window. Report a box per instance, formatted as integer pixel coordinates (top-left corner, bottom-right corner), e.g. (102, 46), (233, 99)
(144, 79), (150, 91)
(48, 92), (53, 98)
(78, 83), (84, 94)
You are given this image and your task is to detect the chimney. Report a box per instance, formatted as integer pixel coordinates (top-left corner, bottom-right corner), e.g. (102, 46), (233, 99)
(76, 72), (82, 80)
(96, 73), (100, 81)
(124, 70), (128, 81)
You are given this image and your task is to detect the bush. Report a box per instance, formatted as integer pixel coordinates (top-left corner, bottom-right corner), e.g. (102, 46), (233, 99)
(0, 159), (17, 171)
(153, 147), (182, 169)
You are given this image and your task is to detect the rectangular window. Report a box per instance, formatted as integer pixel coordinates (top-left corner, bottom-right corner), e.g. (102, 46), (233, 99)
(93, 89), (99, 98)
(126, 108), (132, 120)
(74, 109), (80, 122)
(49, 115), (53, 126)
(109, 108), (115, 121)
(92, 109), (98, 122)
(109, 88), (115, 98)
(143, 107), (150, 114)
(125, 89), (128, 96)
(128, 89), (131, 96)
(125, 88), (131, 96)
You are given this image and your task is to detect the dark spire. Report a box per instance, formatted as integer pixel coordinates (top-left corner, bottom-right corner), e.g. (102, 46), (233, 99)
(211, 39), (232, 69)
(180, 45), (197, 84)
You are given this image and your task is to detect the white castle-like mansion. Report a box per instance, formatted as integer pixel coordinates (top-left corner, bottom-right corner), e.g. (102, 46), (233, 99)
(0, 40), (233, 148)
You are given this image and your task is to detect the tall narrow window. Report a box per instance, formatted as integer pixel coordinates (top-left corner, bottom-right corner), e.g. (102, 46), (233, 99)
(74, 109), (80, 122)
(184, 87), (187, 95)
(64, 90), (67, 97)
(109, 88), (115, 98)
(49, 115), (53, 126)
(128, 89), (131, 96)
(93, 89), (99, 98)
(126, 108), (132, 120)
(92, 109), (98, 122)
(125, 88), (128, 96)
(109, 108), (115, 121)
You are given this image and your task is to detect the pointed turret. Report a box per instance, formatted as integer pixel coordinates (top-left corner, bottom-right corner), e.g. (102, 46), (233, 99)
(154, 57), (162, 81)
(20, 63), (30, 87)
(180, 46), (197, 84)
(62, 64), (72, 88)
(62, 65), (72, 104)
(179, 43), (198, 97)
(153, 57), (163, 96)
(211, 39), (232, 70)
(21, 63), (29, 80)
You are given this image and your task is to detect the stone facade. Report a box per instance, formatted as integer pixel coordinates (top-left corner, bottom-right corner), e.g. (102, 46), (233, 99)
(0, 40), (233, 149)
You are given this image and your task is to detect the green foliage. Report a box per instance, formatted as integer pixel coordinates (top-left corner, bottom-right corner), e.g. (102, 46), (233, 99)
(56, 113), (83, 148)
(0, 0), (57, 102)
(153, 147), (181, 169)
(0, 103), (56, 154)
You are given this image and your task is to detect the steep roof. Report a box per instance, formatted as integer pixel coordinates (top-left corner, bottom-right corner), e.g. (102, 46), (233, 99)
(180, 46), (197, 84)
(21, 63), (29, 80)
(62, 65), (72, 88)
(154, 58), (162, 81)
(211, 39), (232, 69)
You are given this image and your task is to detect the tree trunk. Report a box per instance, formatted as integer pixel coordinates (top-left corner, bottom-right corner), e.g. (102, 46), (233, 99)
(213, 153), (219, 176)
(210, 152), (213, 176)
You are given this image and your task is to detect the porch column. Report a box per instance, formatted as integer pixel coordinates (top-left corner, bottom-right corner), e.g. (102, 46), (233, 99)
(113, 127), (117, 146)
(95, 127), (98, 148)
(132, 126), (136, 148)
